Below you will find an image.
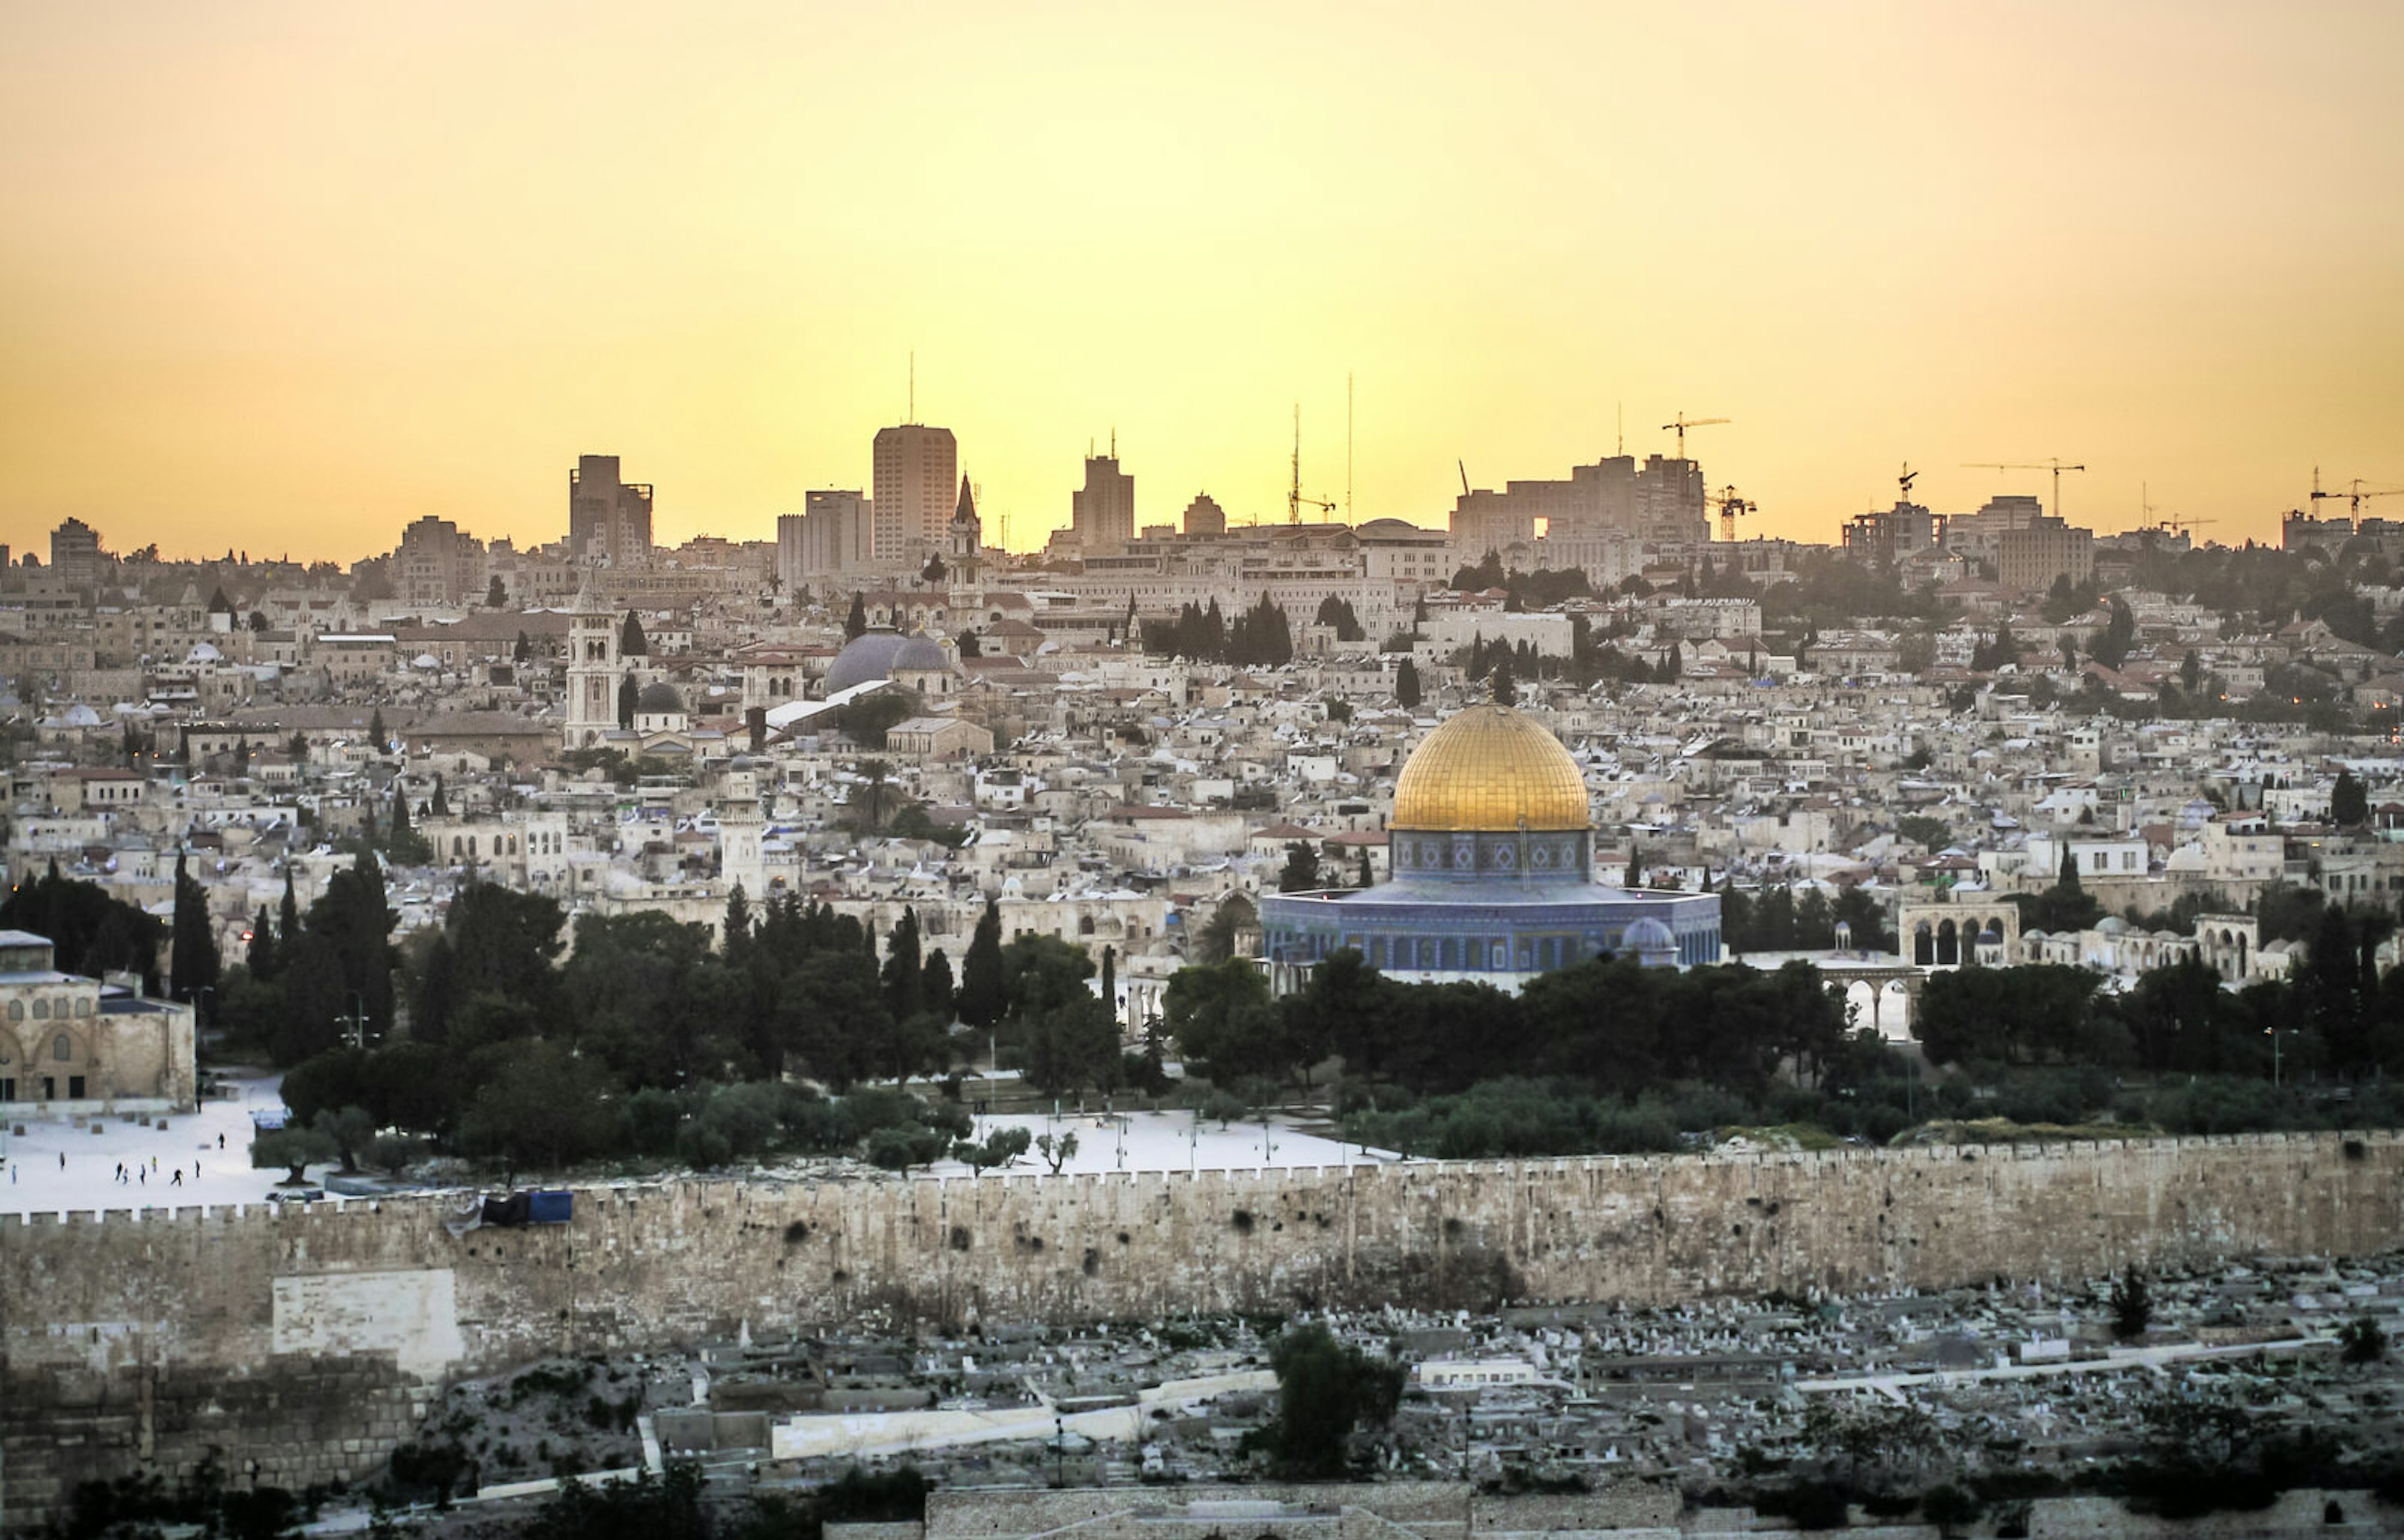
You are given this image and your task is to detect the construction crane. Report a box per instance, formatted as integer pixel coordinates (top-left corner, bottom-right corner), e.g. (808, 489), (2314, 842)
(2133, 482), (2214, 540)
(1288, 404), (1335, 525)
(1662, 413), (1729, 459)
(1708, 485), (1757, 542)
(1964, 458), (2085, 519)
(1898, 463), (1919, 503)
(2311, 478), (2404, 517)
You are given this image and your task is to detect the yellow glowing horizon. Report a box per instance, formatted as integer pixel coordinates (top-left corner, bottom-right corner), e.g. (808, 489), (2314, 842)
(3, 2), (2399, 565)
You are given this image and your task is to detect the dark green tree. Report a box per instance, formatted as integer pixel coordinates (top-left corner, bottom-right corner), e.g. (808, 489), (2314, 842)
(456, 1039), (622, 1171)
(882, 906), (925, 1021)
(1000, 935), (1120, 1096)
(386, 781), (429, 865)
(168, 850), (221, 1004)
(2333, 767), (2369, 826)
(278, 866), (299, 950)
(1260, 1323), (1407, 1477)
(1277, 841), (1322, 893)
(245, 905), (277, 979)
(845, 592), (869, 640)
(920, 947), (954, 1022)
(957, 899), (1008, 1029)
(2111, 1266), (2153, 1340)
(1394, 657), (1421, 708)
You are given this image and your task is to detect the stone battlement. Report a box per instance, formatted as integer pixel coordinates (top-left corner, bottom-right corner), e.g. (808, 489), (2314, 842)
(7, 1131), (2403, 1525)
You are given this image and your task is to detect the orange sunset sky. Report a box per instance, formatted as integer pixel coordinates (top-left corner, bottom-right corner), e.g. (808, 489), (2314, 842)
(3, 1), (2399, 562)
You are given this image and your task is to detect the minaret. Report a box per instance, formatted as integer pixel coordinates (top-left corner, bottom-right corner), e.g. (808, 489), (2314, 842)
(563, 570), (619, 749)
(719, 798), (766, 900)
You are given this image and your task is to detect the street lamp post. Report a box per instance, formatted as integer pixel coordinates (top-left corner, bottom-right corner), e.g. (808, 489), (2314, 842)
(2268, 1026), (2301, 1088)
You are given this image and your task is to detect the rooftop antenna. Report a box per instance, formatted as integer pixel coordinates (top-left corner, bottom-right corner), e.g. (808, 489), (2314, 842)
(1899, 462), (1919, 502)
(1459, 459), (1471, 498)
(907, 351), (915, 424)
(1345, 372), (1354, 521)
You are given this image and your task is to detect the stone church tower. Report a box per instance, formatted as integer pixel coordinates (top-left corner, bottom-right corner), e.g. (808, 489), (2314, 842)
(564, 573), (619, 749)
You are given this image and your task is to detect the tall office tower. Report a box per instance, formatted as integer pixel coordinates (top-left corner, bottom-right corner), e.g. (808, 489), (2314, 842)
(871, 425), (958, 560)
(49, 518), (102, 587)
(1071, 453), (1136, 551)
(794, 489), (873, 577)
(1183, 492), (1227, 536)
(775, 515), (807, 592)
(394, 515), (486, 605)
(567, 454), (655, 566)
(1631, 454), (1708, 544)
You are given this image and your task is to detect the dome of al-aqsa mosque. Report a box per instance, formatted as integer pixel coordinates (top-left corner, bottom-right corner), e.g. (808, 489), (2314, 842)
(1256, 703), (1720, 994)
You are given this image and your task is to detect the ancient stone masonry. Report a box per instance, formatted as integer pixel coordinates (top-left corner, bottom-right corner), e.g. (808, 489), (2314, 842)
(6, 1132), (2403, 1522)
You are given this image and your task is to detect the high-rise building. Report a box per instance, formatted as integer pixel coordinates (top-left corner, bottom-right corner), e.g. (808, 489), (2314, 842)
(1450, 453), (1710, 558)
(49, 518), (102, 587)
(1183, 493), (1227, 537)
(567, 454), (654, 567)
(1996, 516), (2095, 593)
(1071, 453), (1136, 552)
(779, 490), (875, 586)
(1842, 500), (1943, 563)
(871, 425), (958, 561)
(394, 515), (487, 606)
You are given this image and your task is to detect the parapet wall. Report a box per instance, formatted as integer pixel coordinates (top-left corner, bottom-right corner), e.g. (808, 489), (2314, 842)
(6, 1132), (2402, 1522)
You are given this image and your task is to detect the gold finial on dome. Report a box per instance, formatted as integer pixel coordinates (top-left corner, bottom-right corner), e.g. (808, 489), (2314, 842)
(1390, 704), (1590, 833)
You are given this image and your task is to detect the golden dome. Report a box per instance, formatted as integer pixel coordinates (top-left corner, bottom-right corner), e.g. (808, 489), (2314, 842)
(1390, 704), (1591, 833)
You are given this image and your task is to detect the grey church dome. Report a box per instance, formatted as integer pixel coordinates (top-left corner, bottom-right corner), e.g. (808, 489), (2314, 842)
(826, 630), (945, 692)
(636, 680), (683, 713)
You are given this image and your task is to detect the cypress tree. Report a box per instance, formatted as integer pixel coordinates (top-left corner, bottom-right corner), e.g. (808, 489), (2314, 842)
(922, 947), (955, 1022)
(279, 866), (300, 950)
(845, 592), (869, 640)
(882, 906), (923, 1020)
(723, 883), (753, 958)
(1395, 657), (1422, 709)
(958, 898), (1007, 1029)
(168, 850), (220, 1002)
(247, 904), (277, 979)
